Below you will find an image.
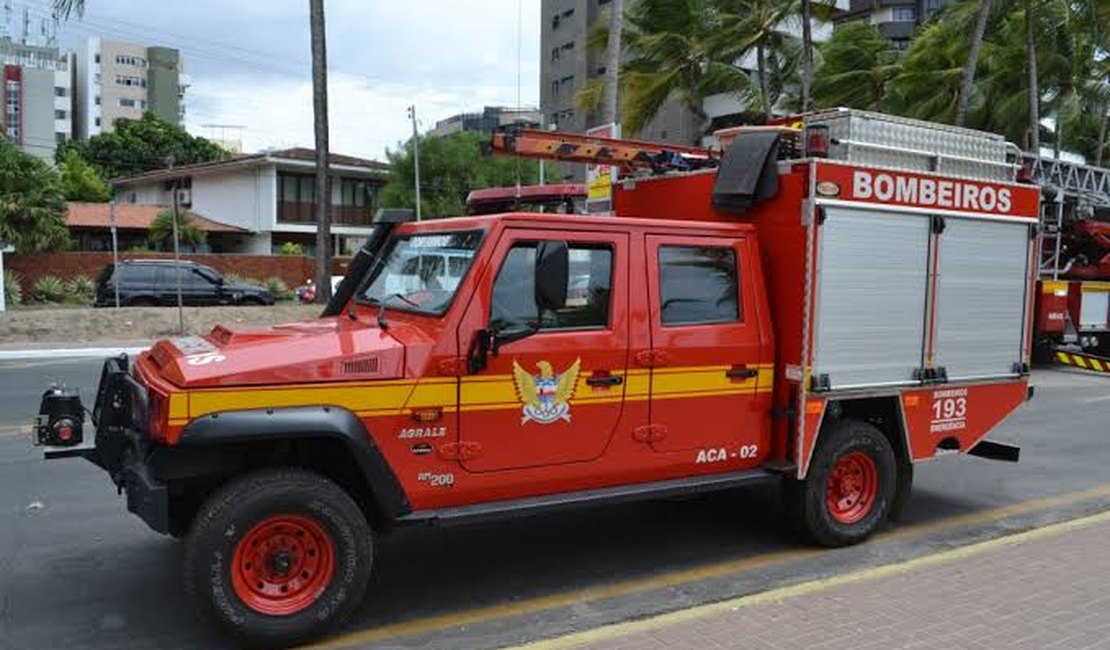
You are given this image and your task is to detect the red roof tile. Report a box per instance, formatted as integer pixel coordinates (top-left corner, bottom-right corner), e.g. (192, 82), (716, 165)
(64, 202), (247, 233)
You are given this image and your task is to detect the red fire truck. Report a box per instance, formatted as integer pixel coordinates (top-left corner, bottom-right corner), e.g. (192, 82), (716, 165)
(1027, 156), (1110, 372)
(35, 109), (1039, 647)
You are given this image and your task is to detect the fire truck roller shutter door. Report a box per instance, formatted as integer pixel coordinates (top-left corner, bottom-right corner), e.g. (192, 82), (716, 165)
(812, 207), (931, 389)
(933, 217), (1031, 380)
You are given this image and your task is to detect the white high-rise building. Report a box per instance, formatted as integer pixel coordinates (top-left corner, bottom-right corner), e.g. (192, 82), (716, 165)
(75, 37), (184, 140)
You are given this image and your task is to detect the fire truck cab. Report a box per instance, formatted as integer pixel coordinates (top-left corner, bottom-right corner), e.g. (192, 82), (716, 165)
(35, 109), (1040, 647)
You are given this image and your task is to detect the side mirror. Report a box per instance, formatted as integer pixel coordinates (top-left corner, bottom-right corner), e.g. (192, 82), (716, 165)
(534, 240), (568, 313)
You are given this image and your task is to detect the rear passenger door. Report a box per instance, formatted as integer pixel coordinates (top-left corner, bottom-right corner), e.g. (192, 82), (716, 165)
(645, 235), (769, 465)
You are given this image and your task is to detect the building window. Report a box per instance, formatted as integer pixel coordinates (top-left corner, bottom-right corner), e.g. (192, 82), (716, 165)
(551, 79), (560, 94)
(551, 47), (560, 62)
(94, 53), (100, 63)
(552, 14), (561, 30)
(114, 54), (147, 67)
(55, 132), (67, 143)
(5, 80), (20, 141)
(118, 97), (144, 108)
(559, 75), (574, 89)
(94, 73), (100, 83)
(94, 117), (101, 127)
(94, 95), (101, 105)
(54, 109), (66, 119)
(892, 7), (916, 21)
(115, 75), (147, 88)
(891, 38), (910, 50)
(54, 86), (67, 97)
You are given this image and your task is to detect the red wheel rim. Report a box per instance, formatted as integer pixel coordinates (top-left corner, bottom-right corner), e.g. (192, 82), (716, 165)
(230, 514), (336, 616)
(825, 451), (878, 525)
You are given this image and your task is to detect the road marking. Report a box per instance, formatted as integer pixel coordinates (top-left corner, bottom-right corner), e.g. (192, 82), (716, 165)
(510, 510), (1110, 650)
(0, 346), (147, 361)
(0, 424), (30, 438)
(1077, 394), (1110, 404)
(307, 483), (1110, 650)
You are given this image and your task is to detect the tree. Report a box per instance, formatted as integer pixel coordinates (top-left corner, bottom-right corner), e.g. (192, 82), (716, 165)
(0, 140), (70, 253)
(613, 0), (749, 139)
(57, 149), (111, 202)
(811, 22), (901, 111)
(955, 0), (995, 127)
(148, 210), (206, 251)
(379, 131), (539, 219)
(715, 0), (803, 120)
(57, 112), (227, 180)
(601, 0), (625, 125)
(310, 0), (332, 304)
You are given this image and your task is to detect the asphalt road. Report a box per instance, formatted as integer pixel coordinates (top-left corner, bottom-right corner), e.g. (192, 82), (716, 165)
(1, 360), (1109, 650)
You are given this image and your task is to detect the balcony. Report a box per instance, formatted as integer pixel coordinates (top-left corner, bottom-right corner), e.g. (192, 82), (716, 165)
(277, 201), (373, 226)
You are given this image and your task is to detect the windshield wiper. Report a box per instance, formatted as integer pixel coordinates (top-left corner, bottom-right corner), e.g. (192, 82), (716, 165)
(376, 293), (421, 330)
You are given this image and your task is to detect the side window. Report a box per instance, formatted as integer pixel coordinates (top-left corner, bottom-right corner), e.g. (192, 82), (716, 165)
(658, 245), (741, 326)
(490, 242), (613, 331)
(128, 265), (157, 284)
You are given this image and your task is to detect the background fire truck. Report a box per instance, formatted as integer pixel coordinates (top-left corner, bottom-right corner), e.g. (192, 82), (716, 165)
(1027, 155), (1110, 372)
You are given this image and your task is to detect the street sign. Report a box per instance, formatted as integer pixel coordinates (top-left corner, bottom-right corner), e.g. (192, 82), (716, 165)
(585, 122), (620, 214)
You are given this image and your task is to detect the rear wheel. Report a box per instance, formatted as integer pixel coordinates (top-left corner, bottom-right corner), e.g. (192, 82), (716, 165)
(786, 419), (896, 547)
(183, 469), (372, 648)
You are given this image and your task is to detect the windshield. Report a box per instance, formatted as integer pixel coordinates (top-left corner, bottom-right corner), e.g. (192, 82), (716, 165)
(357, 230), (484, 315)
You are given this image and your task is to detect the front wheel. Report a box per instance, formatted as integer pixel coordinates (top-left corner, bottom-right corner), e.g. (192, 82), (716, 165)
(183, 469), (373, 648)
(786, 419), (897, 547)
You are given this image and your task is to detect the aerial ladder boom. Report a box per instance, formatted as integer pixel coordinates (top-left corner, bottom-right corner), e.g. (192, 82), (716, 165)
(487, 127), (719, 173)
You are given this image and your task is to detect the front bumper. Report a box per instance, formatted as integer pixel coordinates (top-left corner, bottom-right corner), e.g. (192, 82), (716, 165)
(38, 355), (170, 534)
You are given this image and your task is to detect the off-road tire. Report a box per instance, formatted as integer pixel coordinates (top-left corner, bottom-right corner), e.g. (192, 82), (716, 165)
(786, 419), (896, 547)
(183, 468), (373, 648)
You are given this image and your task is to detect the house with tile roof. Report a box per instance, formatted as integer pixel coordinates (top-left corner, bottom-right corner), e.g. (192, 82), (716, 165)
(110, 148), (390, 255)
(65, 202), (248, 253)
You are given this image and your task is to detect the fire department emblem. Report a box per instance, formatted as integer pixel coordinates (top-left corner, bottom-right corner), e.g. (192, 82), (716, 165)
(511, 358), (581, 424)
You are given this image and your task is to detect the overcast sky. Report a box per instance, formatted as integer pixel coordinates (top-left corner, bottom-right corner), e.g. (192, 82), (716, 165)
(46, 0), (540, 160)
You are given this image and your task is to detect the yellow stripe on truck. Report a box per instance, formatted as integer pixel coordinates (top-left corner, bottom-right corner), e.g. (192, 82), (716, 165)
(183, 364), (775, 421)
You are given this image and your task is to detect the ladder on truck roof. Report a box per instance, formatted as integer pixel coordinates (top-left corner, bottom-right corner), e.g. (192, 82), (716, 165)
(487, 127), (719, 173)
(1021, 154), (1110, 208)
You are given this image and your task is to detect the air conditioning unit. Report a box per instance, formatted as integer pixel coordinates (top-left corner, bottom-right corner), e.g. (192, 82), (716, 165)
(175, 189), (192, 206)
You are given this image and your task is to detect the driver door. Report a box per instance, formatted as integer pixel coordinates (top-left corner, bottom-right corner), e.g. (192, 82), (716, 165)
(457, 229), (629, 472)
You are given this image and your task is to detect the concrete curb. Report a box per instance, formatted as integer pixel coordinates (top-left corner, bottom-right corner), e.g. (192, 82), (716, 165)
(0, 346), (149, 361)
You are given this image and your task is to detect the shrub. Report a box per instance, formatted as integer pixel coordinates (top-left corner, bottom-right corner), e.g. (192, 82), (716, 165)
(3, 270), (22, 305)
(279, 241), (304, 256)
(263, 276), (293, 300)
(31, 275), (66, 303)
(66, 274), (95, 299)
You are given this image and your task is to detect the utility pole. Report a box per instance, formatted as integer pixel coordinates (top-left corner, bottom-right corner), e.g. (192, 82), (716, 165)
(166, 156), (184, 335)
(109, 198), (120, 308)
(408, 104), (422, 221)
(310, 0), (332, 303)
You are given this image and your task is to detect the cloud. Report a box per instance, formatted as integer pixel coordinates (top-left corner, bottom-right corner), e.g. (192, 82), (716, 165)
(53, 0), (541, 159)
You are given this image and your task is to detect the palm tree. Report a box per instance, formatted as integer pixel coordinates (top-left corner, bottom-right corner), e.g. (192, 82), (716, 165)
(955, 0), (996, 127)
(584, 0), (749, 141)
(715, 0), (802, 121)
(310, 0), (332, 304)
(801, 0), (813, 111)
(149, 210), (206, 251)
(600, 0), (625, 125)
(811, 22), (901, 111)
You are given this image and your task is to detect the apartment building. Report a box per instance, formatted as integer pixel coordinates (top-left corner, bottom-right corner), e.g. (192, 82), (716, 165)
(75, 37), (184, 139)
(839, 0), (953, 49)
(0, 37), (73, 162)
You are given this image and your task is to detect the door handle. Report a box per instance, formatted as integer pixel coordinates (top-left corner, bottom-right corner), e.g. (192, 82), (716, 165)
(726, 365), (759, 380)
(586, 374), (624, 387)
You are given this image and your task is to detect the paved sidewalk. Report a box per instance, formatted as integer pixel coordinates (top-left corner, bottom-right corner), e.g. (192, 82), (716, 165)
(518, 512), (1110, 650)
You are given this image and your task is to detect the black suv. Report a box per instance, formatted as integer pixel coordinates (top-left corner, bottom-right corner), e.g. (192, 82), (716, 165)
(94, 260), (275, 307)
